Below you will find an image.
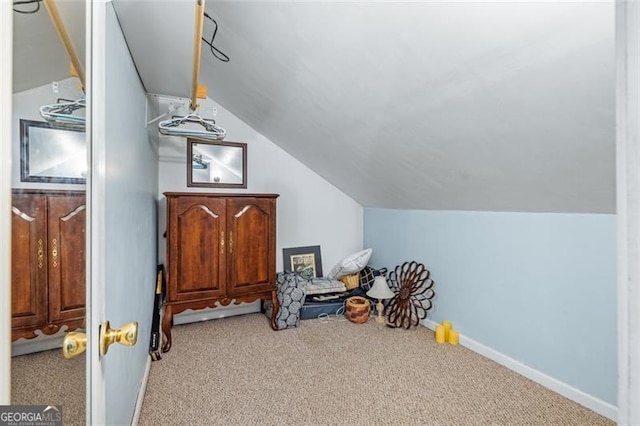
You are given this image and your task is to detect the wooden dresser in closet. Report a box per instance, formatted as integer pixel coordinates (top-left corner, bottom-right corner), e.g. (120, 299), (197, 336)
(11, 189), (86, 341)
(162, 192), (280, 352)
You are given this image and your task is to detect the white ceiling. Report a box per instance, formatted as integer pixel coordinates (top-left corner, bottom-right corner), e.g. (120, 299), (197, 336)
(16, 1), (616, 213)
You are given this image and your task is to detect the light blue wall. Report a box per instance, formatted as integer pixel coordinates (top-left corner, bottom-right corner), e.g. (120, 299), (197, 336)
(104, 4), (158, 424)
(364, 208), (617, 404)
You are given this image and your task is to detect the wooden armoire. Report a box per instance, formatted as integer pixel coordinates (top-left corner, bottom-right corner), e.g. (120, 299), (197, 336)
(11, 189), (86, 341)
(162, 192), (279, 352)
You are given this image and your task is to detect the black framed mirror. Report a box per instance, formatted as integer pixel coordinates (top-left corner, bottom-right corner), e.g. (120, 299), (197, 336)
(20, 119), (86, 184)
(187, 139), (247, 188)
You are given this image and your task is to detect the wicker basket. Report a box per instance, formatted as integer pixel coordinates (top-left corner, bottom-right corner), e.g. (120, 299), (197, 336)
(345, 296), (371, 324)
(339, 273), (360, 290)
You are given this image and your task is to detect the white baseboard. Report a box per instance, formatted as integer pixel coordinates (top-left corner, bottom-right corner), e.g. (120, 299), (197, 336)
(131, 355), (151, 426)
(11, 328), (77, 356)
(421, 319), (617, 422)
(173, 301), (261, 325)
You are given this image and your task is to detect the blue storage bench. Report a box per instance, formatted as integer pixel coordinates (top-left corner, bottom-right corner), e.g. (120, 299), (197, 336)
(299, 300), (345, 320)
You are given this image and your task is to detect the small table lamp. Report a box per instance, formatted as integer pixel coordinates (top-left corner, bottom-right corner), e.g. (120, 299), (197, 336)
(366, 276), (395, 323)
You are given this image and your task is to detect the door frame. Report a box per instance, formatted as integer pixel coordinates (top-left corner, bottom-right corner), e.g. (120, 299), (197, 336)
(616, 1), (640, 424)
(0, 0), (13, 405)
(86, 0), (106, 423)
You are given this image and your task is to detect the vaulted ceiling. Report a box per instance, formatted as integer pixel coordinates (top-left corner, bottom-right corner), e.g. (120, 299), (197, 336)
(13, 1), (616, 213)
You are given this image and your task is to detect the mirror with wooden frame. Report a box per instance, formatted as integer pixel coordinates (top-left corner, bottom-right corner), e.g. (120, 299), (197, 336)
(187, 139), (247, 188)
(20, 119), (87, 184)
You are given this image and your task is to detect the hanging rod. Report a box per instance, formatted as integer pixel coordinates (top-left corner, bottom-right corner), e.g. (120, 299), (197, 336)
(190, 0), (206, 110)
(43, 0), (85, 91)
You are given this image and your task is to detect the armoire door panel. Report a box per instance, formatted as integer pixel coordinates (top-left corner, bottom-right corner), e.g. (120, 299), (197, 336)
(170, 197), (226, 301)
(47, 194), (86, 322)
(227, 198), (276, 296)
(11, 194), (47, 329)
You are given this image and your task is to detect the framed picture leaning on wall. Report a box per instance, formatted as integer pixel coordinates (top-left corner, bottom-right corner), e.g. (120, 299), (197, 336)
(283, 245), (323, 280)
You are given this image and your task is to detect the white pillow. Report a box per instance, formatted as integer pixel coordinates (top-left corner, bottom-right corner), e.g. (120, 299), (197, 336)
(327, 248), (373, 279)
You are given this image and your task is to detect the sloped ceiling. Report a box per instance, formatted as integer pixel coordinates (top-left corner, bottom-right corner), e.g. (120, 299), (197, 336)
(116, 1), (615, 213)
(12, 0), (85, 93)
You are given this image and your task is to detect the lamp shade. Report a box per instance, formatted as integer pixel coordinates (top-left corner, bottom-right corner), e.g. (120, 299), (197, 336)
(367, 276), (395, 300)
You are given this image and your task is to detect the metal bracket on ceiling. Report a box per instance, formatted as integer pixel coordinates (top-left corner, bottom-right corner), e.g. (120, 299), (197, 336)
(146, 99), (186, 128)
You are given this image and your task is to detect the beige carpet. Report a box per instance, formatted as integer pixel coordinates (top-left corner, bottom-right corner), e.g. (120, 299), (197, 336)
(139, 313), (613, 426)
(11, 349), (85, 426)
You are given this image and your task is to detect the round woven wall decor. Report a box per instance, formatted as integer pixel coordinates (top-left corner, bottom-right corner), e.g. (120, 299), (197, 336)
(386, 261), (435, 329)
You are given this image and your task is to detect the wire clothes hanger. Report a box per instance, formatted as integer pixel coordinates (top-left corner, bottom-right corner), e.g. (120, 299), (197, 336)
(158, 112), (226, 140)
(35, 0), (86, 128)
(39, 98), (86, 128)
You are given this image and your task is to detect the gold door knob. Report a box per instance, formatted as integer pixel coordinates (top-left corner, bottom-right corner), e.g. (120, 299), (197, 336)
(62, 331), (87, 359)
(99, 320), (138, 356)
